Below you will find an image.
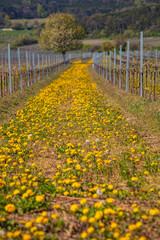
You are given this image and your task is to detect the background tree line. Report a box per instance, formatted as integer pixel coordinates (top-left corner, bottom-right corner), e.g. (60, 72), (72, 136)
(84, 3), (160, 38)
(0, 0), (159, 20)
(0, 0), (160, 39)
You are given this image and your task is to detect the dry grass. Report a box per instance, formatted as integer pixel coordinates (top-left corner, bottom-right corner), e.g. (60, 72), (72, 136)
(82, 39), (108, 46)
(130, 37), (160, 49)
(88, 65), (160, 152)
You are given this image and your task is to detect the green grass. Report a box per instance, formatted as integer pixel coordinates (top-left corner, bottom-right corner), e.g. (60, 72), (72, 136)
(0, 29), (35, 36)
(0, 64), (71, 126)
(0, 29), (36, 48)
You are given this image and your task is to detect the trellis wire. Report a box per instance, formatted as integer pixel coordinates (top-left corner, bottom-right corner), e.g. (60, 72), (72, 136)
(92, 32), (160, 101)
(0, 47), (92, 97)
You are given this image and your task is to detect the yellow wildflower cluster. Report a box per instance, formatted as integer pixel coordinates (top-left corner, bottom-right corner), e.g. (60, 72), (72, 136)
(0, 60), (159, 239)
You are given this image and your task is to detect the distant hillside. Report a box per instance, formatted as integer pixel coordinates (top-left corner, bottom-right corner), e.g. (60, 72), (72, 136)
(0, 0), (159, 19)
(0, 0), (160, 39)
(85, 3), (160, 38)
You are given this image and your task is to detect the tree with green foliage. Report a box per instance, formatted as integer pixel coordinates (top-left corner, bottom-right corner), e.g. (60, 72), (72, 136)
(75, 25), (85, 40)
(100, 41), (115, 52)
(37, 4), (47, 18)
(4, 15), (11, 28)
(38, 13), (84, 57)
(134, 0), (141, 7)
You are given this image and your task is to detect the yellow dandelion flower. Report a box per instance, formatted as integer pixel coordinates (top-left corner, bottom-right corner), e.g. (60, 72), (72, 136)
(5, 204), (16, 213)
(13, 230), (21, 237)
(106, 198), (114, 204)
(108, 184), (113, 190)
(53, 204), (61, 209)
(88, 217), (96, 224)
(35, 216), (43, 224)
(80, 198), (87, 205)
(22, 234), (32, 240)
(35, 195), (44, 202)
(110, 222), (118, 229)
(87, 227), (95, 234)
(51, 214), (59, 219)
(80, 216), (88, 222)
(131, 177), (138, 181)
(81, 231), (88, 239)
(13, 189), (20, 195)
(149, 209), (159, 216)
(70, 204), (79, 212)
(95, 211), (103, 220)
(83, 208), (89, 214)
(128, 224), (137, 231)
(25, 221), (33, 228)
(94, 202), (102, 208)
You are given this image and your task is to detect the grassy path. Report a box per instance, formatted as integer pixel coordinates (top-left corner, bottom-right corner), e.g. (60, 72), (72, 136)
(0, 65), (71, 126)
(0, 61), (160, 240)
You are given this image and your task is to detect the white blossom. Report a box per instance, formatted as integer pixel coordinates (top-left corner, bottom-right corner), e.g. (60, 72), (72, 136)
(0, 230), (5, 236)
(96, 189), (103, 196)
(28, 134), (32, 138)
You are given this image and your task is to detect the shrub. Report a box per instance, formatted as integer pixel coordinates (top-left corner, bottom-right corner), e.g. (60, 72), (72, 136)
(124, 29), (135, 39)
(12, 35), (38, 48)
(82, 44), (92, 51)
(12, 22), (24, 30)
(114, 37), (127, 51)
(99, 41), (115, 52)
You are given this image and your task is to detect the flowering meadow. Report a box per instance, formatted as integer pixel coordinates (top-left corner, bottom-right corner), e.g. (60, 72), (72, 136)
(0, 60), (160, 240)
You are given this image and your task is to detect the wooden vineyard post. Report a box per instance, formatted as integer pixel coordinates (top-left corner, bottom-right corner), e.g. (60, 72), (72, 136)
(42, 55), (44, 78)
(18, 48), (22, 90)
(56, 55), (57, 71)
(38, 54), (40, 81)
(137, 52), (139, 65)
(1, 53), (3, 67)
(119, 45), (122, 88)
(53, 55), (55, 73)
(106, 52), (108, 80)
(8, 44), (12, 94)
(109, 51), (111, 82)
(126, 41), (130, 92)
(99, 54), (101, 75)
(145, 67), (148, 98)
(26, 52), (30, 87)
(1, 74), (3, 97)
(113, 48), (116, 85)
(140, 31), (143, 97)
(103, 52), (105, 78)
(149, 71), (152, 101)
(5, 53), (7, 69)
(154, 69), (156, 101)
(49, 55), (51, 75)
(32, 53), (36, 83)
(148, 50), (150, 63)
(28, 52), (32, 84)
(46, 55), (48, 77)
(155, 49), (158, 101)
